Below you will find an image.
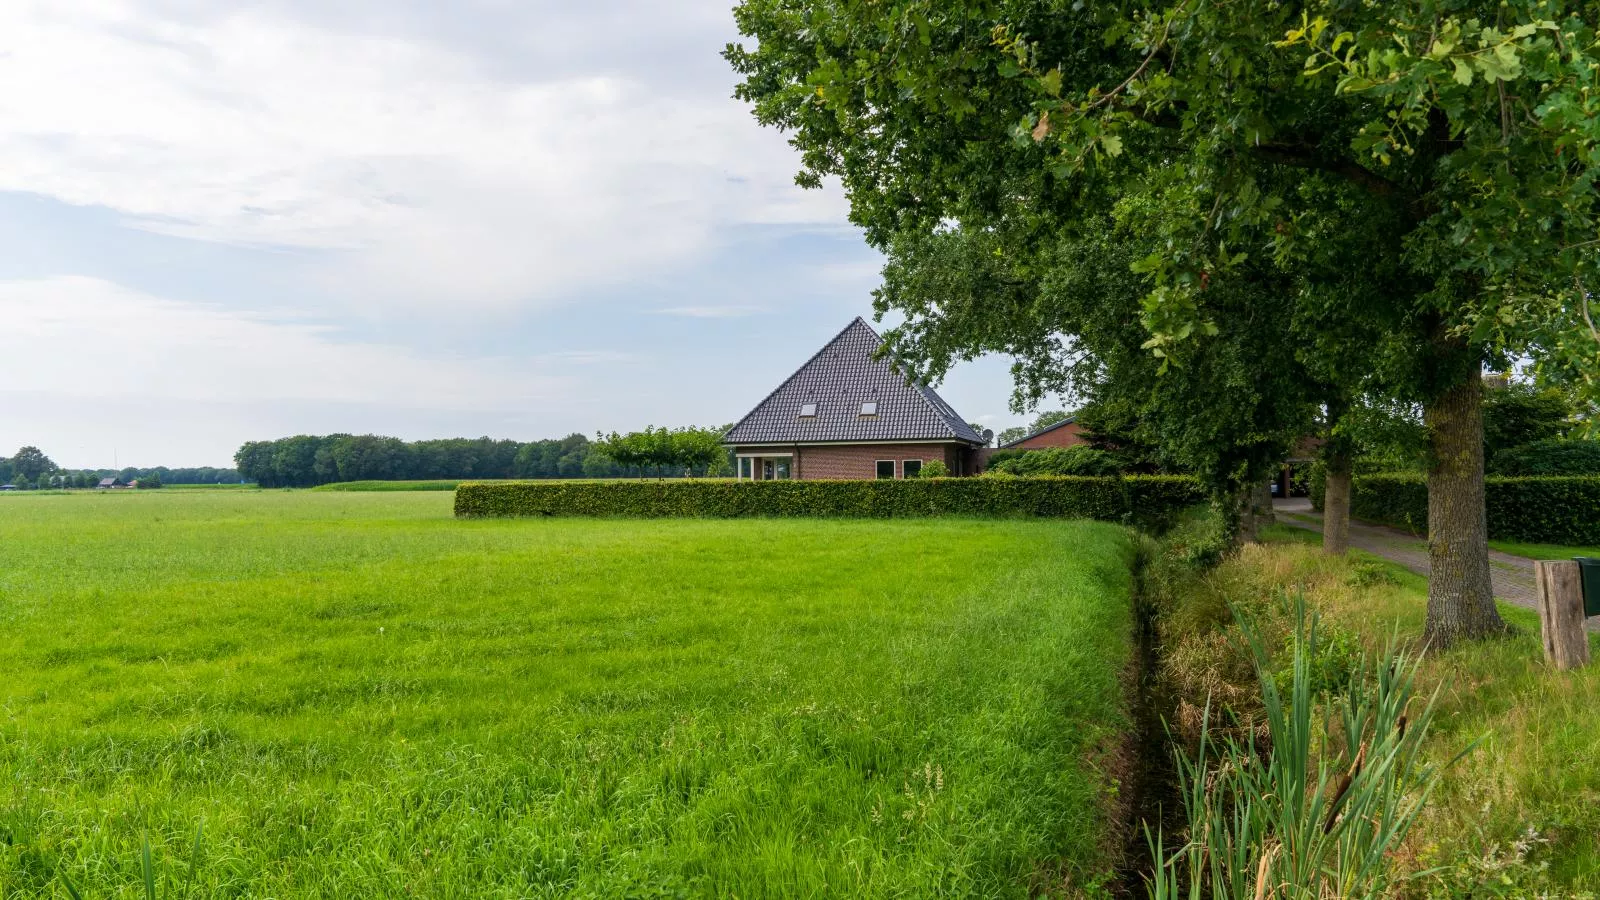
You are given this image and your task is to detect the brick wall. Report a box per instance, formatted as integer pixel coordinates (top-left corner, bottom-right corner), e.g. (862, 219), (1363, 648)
(732, 443), (973, 480)
(1008, 421), (1088, 450)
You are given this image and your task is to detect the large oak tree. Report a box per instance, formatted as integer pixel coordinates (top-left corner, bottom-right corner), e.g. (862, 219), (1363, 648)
(728, 0), (1600, 648)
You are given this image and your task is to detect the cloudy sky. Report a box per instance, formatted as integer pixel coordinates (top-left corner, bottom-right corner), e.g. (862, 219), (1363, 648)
(0, 0), (1042, 469)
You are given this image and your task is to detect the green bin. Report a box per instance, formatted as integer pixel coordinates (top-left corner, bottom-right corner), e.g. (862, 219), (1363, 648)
(1576, 557), (1600, 618)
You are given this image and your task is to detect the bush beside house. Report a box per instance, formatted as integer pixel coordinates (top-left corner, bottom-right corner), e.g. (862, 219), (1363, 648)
(983, 446), (1122, 477)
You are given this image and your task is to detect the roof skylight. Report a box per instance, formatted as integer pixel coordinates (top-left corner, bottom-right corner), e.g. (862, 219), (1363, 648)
(799, 403), (817, 417)
(860, 401), (878, 416)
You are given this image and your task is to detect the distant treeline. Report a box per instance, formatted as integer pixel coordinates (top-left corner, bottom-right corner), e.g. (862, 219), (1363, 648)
(63, 466), (242, 487)
(1, 446), (239, 488)
(235, 432), (727, 488)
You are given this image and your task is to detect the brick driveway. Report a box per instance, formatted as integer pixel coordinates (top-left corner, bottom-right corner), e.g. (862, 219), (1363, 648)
(1269, 498), (1588, 629)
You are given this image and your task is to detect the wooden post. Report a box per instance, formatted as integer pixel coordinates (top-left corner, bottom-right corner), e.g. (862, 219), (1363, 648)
(1536, 560), (1590, 670)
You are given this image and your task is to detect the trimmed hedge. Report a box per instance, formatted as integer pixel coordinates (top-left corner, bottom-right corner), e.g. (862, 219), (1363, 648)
(1490, 439), (1600, 476)
(1351, 474), (1600, 545)
(455, 476), (1204, 531)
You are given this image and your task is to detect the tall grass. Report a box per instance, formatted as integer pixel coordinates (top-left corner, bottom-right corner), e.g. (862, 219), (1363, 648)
(0, 491), (1136, 897)
(1148, 596), (1459, 899)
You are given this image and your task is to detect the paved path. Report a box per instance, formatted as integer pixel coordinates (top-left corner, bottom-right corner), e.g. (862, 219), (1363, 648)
(1270, 498), (1582, 627)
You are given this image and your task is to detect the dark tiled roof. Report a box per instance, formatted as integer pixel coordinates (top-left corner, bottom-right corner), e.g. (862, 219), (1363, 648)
(999, 416), (1079, 449)
(725, 318), (986, 446)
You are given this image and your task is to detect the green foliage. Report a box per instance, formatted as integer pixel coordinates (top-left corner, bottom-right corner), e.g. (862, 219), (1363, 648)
(235, 432), (642, 487)
(1483, 381), (1574, 457)
(1308, 460), (1327, 512)
(593, 426), (730, 479)
(982, 449), (1026, 470)
(0, 491), (1138, 896)
(1149, 598), (1451, 898)
(1490, 439), (1600, 476)
(985, 446), (1120, 477)
(1352, 475), (1600, 546)
(917, 459), (949, 478)
(311, 480), (474, 492)
(7, 446), (56, 481)
(456, 475), (1202, 531)
(1344, 562), (1399, 589)
(135, 472), (163, 490)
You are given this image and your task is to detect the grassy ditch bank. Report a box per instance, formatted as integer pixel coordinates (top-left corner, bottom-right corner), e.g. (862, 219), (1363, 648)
(1142, 519), (1600, 894)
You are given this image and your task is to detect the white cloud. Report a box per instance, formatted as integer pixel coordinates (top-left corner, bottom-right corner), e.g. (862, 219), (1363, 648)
(0, 1), (847, 313)
(654, 305), (767, 318)
(0, 276), (571, 408)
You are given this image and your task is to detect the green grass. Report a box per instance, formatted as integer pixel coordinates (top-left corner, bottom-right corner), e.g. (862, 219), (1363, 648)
(0, 491), (1135, 898)
(1489, 538), (1600, 560)
(1232, 536), (1600, 892)
(308, 478), (477, 491)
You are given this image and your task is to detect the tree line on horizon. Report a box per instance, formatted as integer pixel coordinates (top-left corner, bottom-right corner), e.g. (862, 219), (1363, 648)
(0, 445), (239, 489)
(234, 429), (735, 488)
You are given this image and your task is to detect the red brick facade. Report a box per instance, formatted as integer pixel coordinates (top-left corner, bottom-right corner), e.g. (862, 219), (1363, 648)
(1005, 420), (1088, 450)
(732, 442), (977, 480)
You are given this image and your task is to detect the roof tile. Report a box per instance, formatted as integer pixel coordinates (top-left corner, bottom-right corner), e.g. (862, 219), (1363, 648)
(724, 318), (985, 445)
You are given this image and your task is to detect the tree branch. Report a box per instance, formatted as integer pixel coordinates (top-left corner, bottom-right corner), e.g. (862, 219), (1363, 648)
(1249, 143), (1405, 199)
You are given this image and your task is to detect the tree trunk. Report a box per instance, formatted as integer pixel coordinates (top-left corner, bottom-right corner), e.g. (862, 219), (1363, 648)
(1322, 450), (1352, 556)
(1252, 480), (1275, 532)
(1422, 372), (1505, 649)
(1233, 485), (1258, 546)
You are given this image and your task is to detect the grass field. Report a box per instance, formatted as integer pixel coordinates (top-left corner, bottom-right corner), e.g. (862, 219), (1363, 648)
(0, 491), (1135, 898)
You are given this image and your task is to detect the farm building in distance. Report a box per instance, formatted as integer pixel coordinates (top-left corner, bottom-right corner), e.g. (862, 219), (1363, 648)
(723, 318), (990, 480)
(1000, 417), (1089, 451)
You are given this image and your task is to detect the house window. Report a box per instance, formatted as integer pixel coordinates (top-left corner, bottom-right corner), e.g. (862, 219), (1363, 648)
(902, 459), (922, 478)
(860, 401), (878, 416)
(799, 403), (817, 417)
(875, 460), (895, 479)
(738, 457), (753, 480)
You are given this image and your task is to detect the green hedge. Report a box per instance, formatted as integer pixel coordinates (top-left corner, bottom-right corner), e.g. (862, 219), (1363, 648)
(455, 476), (1204, 531)
(1351, 474), (1600, 545)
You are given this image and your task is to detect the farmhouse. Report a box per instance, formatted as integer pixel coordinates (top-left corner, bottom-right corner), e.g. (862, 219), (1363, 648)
(1000, 417), (1089, 450)
(724, 317), (989, 480)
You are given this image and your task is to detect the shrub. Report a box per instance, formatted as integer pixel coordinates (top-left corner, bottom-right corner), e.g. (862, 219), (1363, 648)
(982, 449), (1026, 470)
(985, 446), (1122, 477)
(456, 476), (1204, 532)
(1489, 439), (1600, 476)
(1351, 474), (1600, 545)
(918, 459), (949, 478)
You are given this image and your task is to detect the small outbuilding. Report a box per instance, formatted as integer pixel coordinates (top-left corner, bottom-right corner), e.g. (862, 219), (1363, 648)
(1000, 417), (1089, 451)
(723, 318), (989, 480)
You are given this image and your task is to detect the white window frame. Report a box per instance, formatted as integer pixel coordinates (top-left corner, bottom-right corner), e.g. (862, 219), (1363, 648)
(736, 452), (795, 481)
(875, 459), (896, 480)
(902, 459), (923, 478)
